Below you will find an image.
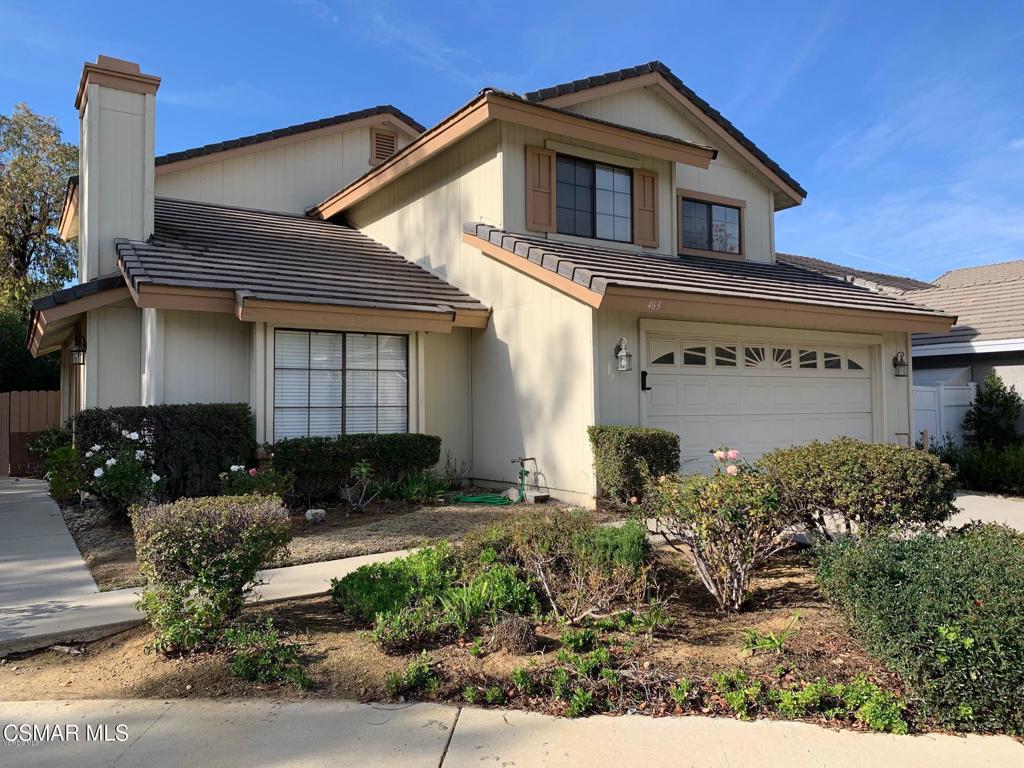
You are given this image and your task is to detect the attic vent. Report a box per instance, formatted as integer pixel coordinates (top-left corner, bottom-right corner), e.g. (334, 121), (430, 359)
(371, 129), (398, 165)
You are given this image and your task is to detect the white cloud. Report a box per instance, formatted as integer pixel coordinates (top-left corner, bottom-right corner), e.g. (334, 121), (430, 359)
(1008, 137), (1024, 151)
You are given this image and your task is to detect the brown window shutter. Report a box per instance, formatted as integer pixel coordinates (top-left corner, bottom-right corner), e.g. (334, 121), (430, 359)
(632, 169), (658, 247)
(371, 129), (398, 165)
(525, 146), (556, 232)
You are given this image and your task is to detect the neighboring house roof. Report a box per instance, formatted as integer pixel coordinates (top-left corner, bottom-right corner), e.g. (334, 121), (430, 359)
(931, 259), (1024, 288)
(776, 252), (932, 293)
(463, 223), (953, 332)
(908, 261), (1024, 352)
(522, 61), (807, 204)
(310, 88), (717, 219)
(115, 197), (488, 331)
(154, 105), (426, 167)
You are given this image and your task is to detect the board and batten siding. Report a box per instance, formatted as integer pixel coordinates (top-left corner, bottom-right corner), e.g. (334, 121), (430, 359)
(155, 127), (412, 215)
(347, 121), (599, 505)
(152, 310), (252, 405)
(561, 87), (776, 264)
(84, 303), (142, 408)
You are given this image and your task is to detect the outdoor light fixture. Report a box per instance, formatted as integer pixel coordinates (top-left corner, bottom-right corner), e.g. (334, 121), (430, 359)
(892, 351), (908, 378)
(615, 338), (633, 372)
(70, 335), (87, 366)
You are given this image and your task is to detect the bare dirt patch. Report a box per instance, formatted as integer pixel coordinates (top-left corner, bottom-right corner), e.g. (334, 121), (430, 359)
(61, 497), (578, 591)
(1, 548), (893, 713)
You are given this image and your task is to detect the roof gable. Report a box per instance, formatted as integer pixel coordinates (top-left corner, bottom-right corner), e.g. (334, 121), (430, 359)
(523, 61), (806, 209)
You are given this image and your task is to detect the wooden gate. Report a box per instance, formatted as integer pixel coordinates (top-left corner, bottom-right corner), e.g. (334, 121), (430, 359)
(0, 390), (61, 477)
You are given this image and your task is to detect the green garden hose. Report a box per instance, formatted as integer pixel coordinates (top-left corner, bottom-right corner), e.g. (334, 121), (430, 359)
(452, 466), (529, 505)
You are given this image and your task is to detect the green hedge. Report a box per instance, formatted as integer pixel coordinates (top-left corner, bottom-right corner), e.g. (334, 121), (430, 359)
(587, 426), (679, 503)
(817, 525), (1024, 734)
(272, 433), (441, 502)
(75, 404), (255, 499)
(757, 438), (957, 539)
(936, 443), (1024, 495)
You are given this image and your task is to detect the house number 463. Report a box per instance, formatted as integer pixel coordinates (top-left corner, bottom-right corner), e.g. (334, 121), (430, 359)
(647, 300), (662, 311)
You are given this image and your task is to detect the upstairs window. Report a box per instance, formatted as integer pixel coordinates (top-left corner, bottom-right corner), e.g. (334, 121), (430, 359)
(556, 155), (632, 243)
(681, 197), (741, 255)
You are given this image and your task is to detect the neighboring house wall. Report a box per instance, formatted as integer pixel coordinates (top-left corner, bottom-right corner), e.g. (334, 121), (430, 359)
(560, 87), (776, 264)
(347, 121), (599, 504)
(915, 352), (1024, 432)
(155, 126), (413, 214)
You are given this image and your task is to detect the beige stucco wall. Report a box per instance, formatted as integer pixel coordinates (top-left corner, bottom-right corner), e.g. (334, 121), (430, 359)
(562, 87), (777, 264)
(155, 126), (413, 214)
(421, 328), (473, 471)
(348, 121), (598, 504)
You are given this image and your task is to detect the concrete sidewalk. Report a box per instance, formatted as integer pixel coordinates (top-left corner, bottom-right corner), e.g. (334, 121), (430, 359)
(949, 491), (1024, 530)
(0, 699), (1020, 768)
(0, 478), (409, 656)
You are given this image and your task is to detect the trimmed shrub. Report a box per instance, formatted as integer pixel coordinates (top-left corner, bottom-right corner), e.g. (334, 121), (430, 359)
(220, 465), (295, 497)
(133, 494), (290, 653)
(272, 433), (442, 503)
(963, 372), (1023, 449)
(587, 426), (679, 503)
(757, 437), (957, 540)
(75, 403), (255, 500)
(817, 525), (1024, 733)
(643, 455), (795, 612)
(41, 444), (79, 502)
(938, 443), (1024, 495)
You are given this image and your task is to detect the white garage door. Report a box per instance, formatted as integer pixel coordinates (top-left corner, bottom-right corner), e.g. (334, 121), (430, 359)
(642, 332), (874, 468)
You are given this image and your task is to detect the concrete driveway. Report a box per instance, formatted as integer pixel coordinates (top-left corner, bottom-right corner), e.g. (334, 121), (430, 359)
(0, 699), (1020, 768)
(949, 491), (1024, 530)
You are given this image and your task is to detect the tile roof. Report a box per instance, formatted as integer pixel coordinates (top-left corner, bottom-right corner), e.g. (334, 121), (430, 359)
(30, 273), (125, 312)
(117, 198), (486, 317)
(154, 105), (425, 167)
(776, 253), (932, 293)
(930, 259), (1024, 289)
(464, 223), (950, 320)
(522, 61), (806, 199)
(908, 265), (1024, 347)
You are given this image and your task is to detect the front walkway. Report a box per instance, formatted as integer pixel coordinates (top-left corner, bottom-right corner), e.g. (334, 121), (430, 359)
(0, 699), (1019, 768)
(949, 491), (1024, 530)
(0, 478), (409, 656)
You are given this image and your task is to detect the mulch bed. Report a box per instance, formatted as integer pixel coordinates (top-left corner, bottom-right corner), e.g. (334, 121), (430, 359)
(1, 547), (899, 730)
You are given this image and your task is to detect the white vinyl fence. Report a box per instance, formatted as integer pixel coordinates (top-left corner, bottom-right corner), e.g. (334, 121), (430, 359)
(913, 383), (977, 447)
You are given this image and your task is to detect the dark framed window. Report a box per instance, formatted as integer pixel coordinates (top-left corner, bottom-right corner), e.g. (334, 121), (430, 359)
(273, 330), (408, 440)
(556, 155), (632, 243)
(681, 198), (741, 254)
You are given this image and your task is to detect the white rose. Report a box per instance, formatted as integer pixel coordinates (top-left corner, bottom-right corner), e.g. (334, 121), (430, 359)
(105, 457), (117, 467)
(90, 444), (101, 452)
(136, 450), (145, 460)
(93, 468), (104, 478)
(150, 473), (161, 483)
(85, 451), (93, 458)
(121, 430), (129, 437)
(129, 432), (140, 441)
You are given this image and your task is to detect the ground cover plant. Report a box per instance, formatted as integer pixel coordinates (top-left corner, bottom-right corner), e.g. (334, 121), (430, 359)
(817, 524), (1024, 734)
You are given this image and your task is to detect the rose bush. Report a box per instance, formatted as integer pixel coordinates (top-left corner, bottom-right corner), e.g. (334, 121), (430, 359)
(82, 429), (161, 517)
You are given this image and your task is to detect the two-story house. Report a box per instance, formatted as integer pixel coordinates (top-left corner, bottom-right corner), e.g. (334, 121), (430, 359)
(29, 56), (954, 504)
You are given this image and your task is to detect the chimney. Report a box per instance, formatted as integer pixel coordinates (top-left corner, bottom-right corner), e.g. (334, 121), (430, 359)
(75, 55), (160, 281)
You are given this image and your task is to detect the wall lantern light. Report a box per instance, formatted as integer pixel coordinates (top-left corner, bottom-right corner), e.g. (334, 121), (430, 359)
(70, 335), (87, 366)
(615, 337), (633, 372)
(892, 351), (908, 378)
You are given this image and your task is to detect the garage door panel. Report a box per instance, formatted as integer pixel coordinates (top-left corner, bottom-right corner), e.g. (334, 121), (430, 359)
(643, 331), (876, 469)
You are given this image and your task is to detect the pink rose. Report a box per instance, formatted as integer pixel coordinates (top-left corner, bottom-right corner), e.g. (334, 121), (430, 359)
(248, 468), (258, 476)
(712, 450), (727, 461)
(726, 449), (740, 461)
(725, 465), (739, 476)
(629, 496), (638, 505)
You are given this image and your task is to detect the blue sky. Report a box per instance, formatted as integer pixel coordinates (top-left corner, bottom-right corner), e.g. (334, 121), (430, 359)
(2, 0), (1022, 281)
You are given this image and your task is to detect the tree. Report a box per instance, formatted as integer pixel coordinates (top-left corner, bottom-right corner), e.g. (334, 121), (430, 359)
(0, 103), (78, 309)
(963, 371), (1023, 449)
(0, 307), (59, 389)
